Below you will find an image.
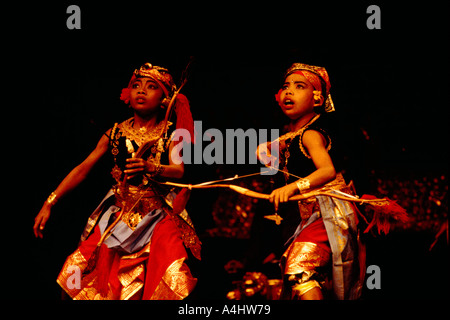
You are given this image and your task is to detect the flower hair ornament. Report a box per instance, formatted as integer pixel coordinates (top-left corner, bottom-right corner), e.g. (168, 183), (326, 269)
(120, 62), (195, 143)
(313, 90), (323, 103)
(275, 63), (335, 113)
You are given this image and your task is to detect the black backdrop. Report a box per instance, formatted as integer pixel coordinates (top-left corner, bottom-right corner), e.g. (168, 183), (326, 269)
(5, 1), (448, 302)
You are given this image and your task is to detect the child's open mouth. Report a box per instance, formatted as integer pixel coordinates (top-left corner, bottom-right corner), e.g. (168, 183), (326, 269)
(283, 99), (294, 108)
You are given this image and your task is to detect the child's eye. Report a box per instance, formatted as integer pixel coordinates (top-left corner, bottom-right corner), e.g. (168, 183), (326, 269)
(131, 83), (140, 89)
(282, 85), (288, 90)
(296, 84), (305, 89)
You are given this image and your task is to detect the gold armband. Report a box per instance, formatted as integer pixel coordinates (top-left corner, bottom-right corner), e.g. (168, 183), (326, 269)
(155, 163), (164, 176)
(296, 179), (310, 193)
(147, 163), (164, 178)
(46, 192), (58, 206)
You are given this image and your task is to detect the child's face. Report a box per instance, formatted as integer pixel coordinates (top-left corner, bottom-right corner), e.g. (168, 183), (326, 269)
(279, 73), (316, 120)
(129, 77), (165, 117)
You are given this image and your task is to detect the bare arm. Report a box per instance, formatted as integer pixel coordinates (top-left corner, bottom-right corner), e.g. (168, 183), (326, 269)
(269, 130), (336, 212)
(301, 130), (336, 188)
(33, 131), (110, 238)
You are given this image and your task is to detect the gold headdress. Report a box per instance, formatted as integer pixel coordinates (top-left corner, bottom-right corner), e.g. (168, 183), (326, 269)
(120, 62), (195, 143)
(283, 63), (335, 113)
(132, 63), (176, 98)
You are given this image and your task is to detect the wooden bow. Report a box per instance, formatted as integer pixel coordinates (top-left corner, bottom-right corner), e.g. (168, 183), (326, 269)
(83, 60), (194, 276)
(160, 179), (390, 205)
(161, 176), (407, 229)
(132, 57), (194, 158)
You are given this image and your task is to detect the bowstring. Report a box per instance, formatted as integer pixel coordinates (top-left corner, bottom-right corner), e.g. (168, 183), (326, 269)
(265, 165), (303, 180)
(157, 165), (303, 190)
(196, 171), (267, 186)
(179, 165), (302, 188)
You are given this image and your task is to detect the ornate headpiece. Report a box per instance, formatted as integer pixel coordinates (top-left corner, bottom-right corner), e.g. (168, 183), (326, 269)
(120, 62), (195, 143)
(120, 63), (176, 102)
(280, 63), (335, 113)
(133, 63), (176, 97)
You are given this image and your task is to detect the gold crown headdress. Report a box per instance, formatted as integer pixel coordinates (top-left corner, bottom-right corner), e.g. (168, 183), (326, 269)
(283, 63), (335, 113)
(120, 62), (195, 143)
(132, 63), (176, 98)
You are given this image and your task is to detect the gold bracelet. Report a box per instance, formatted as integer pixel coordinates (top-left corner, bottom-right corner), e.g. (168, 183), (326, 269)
(47, 192), (58, 206)
(148, 163), (164, 177)
(156, 164), (165, 176)
(296, 179), (310, 193)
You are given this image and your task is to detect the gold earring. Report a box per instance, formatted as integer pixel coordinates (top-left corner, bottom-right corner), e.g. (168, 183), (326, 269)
(313, 90), (323, 104)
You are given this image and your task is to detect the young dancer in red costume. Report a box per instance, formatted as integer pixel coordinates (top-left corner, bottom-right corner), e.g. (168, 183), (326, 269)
(34, 62), (200, 300)
(258, 63), (364, 300)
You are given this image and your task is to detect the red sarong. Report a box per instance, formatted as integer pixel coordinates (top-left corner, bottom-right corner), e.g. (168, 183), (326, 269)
(57, 215), (197, 300)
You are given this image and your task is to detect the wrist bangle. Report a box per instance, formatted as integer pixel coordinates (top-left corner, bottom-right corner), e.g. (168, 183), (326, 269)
(296, 179), (310, 193)
(155, 163), (165, 176)
(47, 192), (58, 206)
(148, 163), (164, 177)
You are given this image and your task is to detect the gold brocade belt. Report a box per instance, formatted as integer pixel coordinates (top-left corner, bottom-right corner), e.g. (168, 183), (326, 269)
(113, 185), (165, 230)
(297, 173), (354, 220)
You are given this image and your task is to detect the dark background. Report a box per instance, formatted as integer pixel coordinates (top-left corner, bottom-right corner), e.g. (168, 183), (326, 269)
(5, 1), (448, 301)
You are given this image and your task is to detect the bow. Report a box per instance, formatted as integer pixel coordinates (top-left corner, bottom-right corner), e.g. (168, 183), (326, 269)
(132, 58), (194, 158)
(161, 179), (390, 203)
(160, 171), (408, 229)
(83, 59), (195, 277)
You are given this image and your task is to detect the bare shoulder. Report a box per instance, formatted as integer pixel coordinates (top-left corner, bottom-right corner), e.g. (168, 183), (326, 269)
(90, 127), (113, 156)
(302, 129), (327, 149)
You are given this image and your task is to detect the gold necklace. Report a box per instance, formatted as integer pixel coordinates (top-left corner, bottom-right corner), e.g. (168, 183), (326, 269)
(119, 118), (170, 147)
